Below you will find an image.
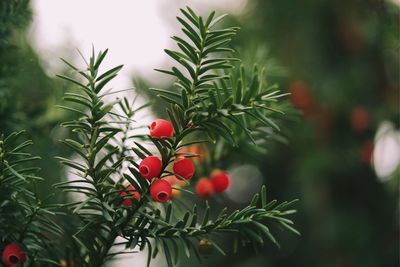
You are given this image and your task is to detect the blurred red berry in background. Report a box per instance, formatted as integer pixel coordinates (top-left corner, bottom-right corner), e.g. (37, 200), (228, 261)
(173, 158), (195, 180)
(120, 185), (140, 206)
(210, 169), (231, 193)
(196, 177), (215, 199)
(289, 80), (314, 115)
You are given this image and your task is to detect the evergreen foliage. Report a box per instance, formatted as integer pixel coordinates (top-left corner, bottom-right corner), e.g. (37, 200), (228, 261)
(0, 131), (61, 265)
(1, 7), (298, 267)
(152, 8), (288, 146)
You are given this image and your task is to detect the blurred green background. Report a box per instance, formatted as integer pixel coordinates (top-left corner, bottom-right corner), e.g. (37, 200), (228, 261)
(1, 0), (399, 266)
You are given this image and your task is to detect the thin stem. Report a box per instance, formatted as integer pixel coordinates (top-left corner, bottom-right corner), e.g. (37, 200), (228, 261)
(96, 230), (118, 266)
(0, 138), (4, 183)
(18, 207), (39, 243)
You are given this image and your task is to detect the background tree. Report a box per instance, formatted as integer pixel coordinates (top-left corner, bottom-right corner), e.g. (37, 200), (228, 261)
(136, 1), (399, 267)
(185, 1), (399, 267)
(0, 0), (74, 197)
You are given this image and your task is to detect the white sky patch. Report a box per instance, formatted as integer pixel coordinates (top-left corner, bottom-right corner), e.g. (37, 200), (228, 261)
(29, 0), (247, 84)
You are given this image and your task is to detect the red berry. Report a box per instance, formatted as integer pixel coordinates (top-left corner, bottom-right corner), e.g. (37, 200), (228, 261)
(196, 177), (215, 199)
(173, 158), (195, 180)
(150, 179), (172, 202)
(150, 119), (174, 139)
(289, 81), (314, 114)
(2, 243), (26, 267)
(210, 169), (231, 193)
(120, 185), (140, 206)
(351, 106), (369, 133)
(139, 156), (162, 180)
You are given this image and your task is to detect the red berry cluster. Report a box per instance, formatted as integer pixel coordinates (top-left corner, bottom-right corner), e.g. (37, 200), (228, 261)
(120, 119), (196, 204)
(120, 185), (140, 207)
(1, 243), (26, 267)
(195, 169), (231, 199)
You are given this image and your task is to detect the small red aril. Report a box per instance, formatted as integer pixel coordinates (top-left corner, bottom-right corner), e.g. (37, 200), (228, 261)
(2, 243), (26, 267)
(120, 185), (140, 206)
(139, 156), (162, 180)
(150, 119), (174, 139)
(210, 169), (231, 193)
(150, 179), (172, 202)
(173, 158), (195, 180)
(195, 177), (215, 199)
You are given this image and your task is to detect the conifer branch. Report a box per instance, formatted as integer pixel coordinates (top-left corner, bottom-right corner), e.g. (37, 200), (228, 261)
(0, 131), (61, 266)
(51, 7), (298, 267)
